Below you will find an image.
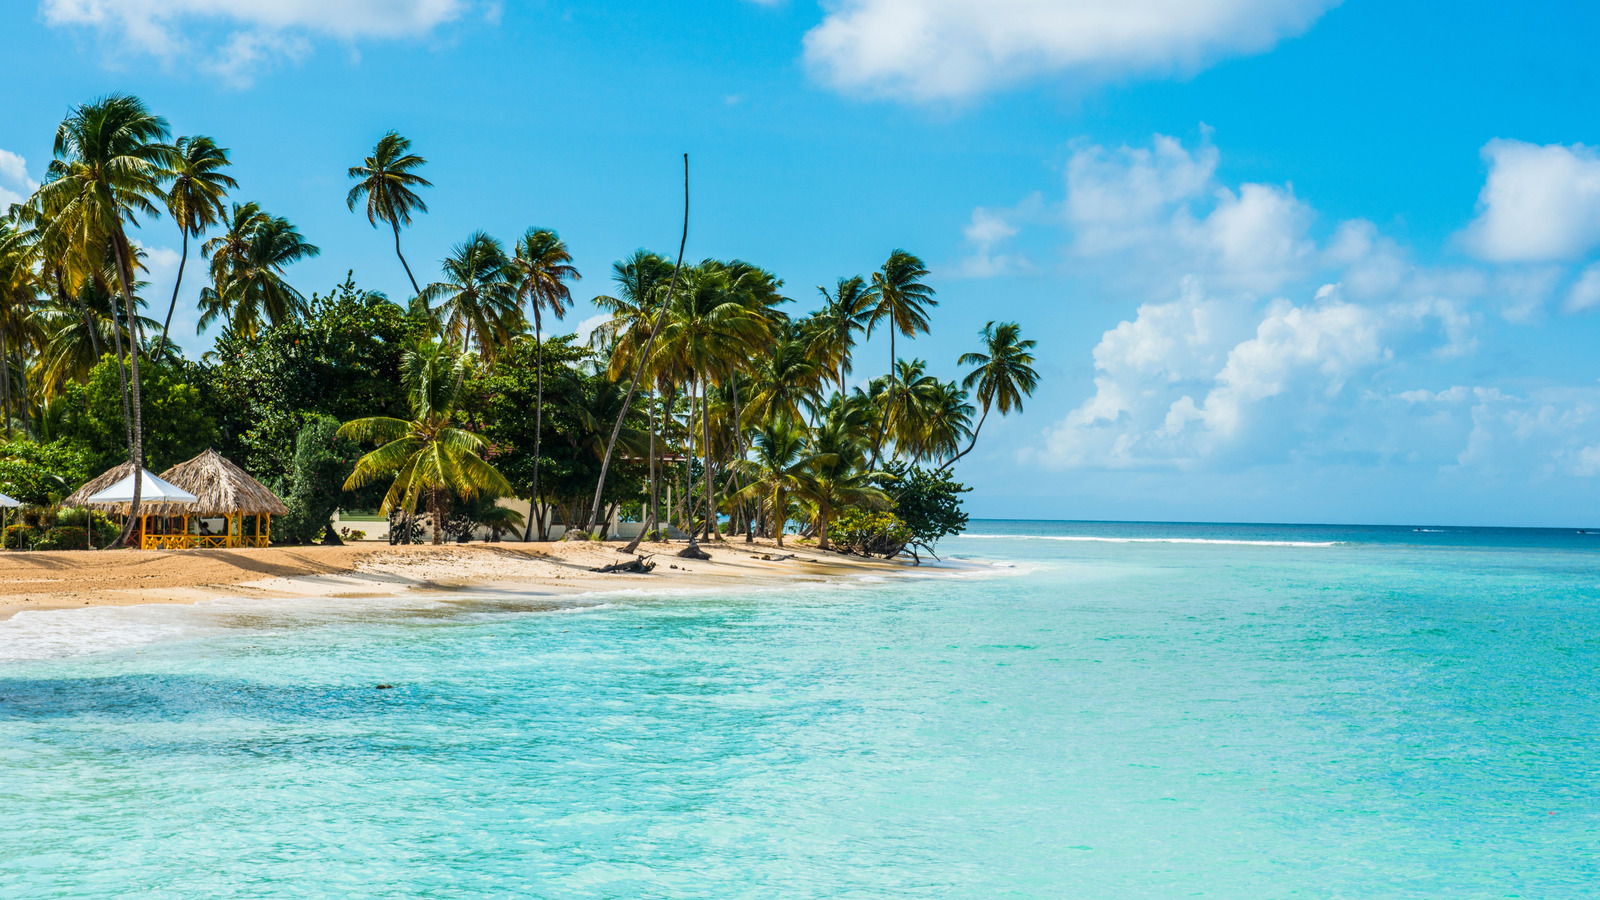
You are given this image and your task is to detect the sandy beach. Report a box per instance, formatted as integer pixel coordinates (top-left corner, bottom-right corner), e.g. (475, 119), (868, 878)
(0, 539), (913, 621)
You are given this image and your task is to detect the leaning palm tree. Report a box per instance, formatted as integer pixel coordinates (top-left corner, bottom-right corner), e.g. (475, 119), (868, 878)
(33, 94), (175, 546)
(155, 135), (235, 360)
(941, 321), (1039, 471)
(508, 227), (580, 540)
(198, 206), (319, 339)
(339, 342), (511, 544)
(347, 131), (432, 296)
(418, 232), (522, 361)
(865, 250), (936, 468)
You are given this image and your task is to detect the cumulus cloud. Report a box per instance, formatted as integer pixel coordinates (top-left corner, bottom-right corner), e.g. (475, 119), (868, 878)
(39, 0), (484, 83)
(0, 150), (37, 209)
(801, 0), (1339, 102)
(1461, 139), (1600, 263)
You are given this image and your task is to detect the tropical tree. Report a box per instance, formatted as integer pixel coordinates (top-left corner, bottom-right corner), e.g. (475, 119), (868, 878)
(417, 232), (522, 360)
(198, 203), (320, 339)
(807, 275), (874, 393)
(942, 321), (1039, 471)
(865, 250), (936, 468)
(0, 222), (39, 436)
(732, 417), (816, 547)
(33, 94), (176, 546)
(346, 131), (432, 296)
(339, 342), (511, 544)
(508, 227), (580, 540)
(743, 322), (822, 428)
(155, 135), (235, 360)
(801, 404), (886, 551)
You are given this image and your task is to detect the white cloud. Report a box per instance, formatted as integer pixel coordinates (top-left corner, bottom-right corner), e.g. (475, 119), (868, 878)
(0, 150), (37, 209)
(1461, 139), (1600, 263)
(801, 0), (1338, 102)
(1566, 262), (1600, 313)
(956, 202), (1035, 277)
(1061, 133), (1314, 292)
(39, 0), (481, 83)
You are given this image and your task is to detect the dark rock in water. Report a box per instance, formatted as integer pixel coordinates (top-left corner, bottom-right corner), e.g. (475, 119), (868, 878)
(376, 684), (394, 690)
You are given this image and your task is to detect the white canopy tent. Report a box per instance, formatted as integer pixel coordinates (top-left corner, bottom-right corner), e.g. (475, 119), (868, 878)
(85, 470), (199, 505)
(0, 491), (19, 550)
(0, 492), (19, 508)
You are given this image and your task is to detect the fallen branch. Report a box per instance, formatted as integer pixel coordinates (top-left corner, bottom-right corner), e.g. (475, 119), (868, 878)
(593, 554), (657, 574)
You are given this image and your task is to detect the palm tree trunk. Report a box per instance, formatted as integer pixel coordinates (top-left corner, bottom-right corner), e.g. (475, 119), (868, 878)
(97, 273), (135, 453)
(57, 269), (100, 359)
(701, 374), (717, 541)
(587, 154), (688, 538)
(938, 403), (991, 472)
(527, 317), (546, 541)
(393, 221), (421, 297)
(155, 227), (188, 362)
(817, 508), (831, 551)
(622, 387), (657, 554)
(109, 232), (145, 549)
(869, 329), (895, 469)
(0, 320), (11, 439)
(431, 489), (444, 544)
(684, 377), (701, 550)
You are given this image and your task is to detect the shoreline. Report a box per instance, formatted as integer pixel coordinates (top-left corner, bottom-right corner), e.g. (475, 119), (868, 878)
(0, 539), (923, 623)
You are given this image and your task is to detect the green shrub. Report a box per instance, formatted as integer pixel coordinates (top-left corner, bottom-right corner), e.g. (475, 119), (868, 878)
(39, 526), (88, 551)
(56, 508), (118, 547)
(827, 509), (912, 558)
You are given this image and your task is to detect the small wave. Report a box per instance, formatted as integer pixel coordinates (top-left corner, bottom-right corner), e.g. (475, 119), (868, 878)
(957, 533), (1342, 547)
(1414, 529), (1447, 533)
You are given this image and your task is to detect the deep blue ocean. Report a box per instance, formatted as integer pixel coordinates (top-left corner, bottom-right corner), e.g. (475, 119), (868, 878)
(1, 520), (1597, 897)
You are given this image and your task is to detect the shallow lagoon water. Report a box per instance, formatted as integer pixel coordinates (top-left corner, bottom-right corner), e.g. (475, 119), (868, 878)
(2, 521), (1597, 897)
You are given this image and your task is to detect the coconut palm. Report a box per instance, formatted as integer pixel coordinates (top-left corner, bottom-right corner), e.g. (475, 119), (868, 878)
(808, 275), (874, 393)
(941, 321), (1039, 471)
(865, 250), (936, 468)
(0, 222), (39, 436)
(33, 94), (175, 545)
(508, 227), (580, 540)
(339, 343), (511, 544)
(347, 131), (432, 296)
(801, 406), (887, 551)
(657, 262), (770, 540)
(418, 232), (522, 361)
(197, 204), (320, 339)
(732, 417), (817, 547)
(743, 322), (822, 428)
(155, 136), (235, 360)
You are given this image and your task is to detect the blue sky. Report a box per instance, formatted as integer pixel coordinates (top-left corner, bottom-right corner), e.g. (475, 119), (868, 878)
(4, 0), (1600, 526)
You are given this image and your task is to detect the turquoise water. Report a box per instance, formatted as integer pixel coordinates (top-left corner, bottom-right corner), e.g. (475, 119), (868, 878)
(2, 520), (1598, 897)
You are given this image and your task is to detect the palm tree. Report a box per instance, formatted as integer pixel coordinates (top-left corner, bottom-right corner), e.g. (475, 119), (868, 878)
(941, 321), (1039, 471)
(801, 406), (888, 551)
(198, 204), (320, 339)
(33, 94), (175, 546)
(733, 417), (817, 547)
(586, 154), (689, 543)
(744, 322), (822, 429)
(508, 228), (580, 541)
(347, 131), (432, 296)
(0, 221), (38, 437)
(418, 232), (522, 360)
(865, 250), (936, 468)
(155, 136), (235, 360)
(657, 262), (770, 541)
(339, 342), (511, 544)
(808, 275), (875, 393)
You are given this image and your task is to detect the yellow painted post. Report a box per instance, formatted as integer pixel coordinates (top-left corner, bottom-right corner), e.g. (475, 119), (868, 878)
(264, 514), (271, 546)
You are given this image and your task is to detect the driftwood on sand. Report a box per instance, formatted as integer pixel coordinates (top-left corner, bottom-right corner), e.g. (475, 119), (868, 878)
(593, 555), (656, 574)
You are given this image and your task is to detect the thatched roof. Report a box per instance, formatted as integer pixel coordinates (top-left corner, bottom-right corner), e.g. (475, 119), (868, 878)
(63, 460), (139, 509)
(157, 449), (289, 517)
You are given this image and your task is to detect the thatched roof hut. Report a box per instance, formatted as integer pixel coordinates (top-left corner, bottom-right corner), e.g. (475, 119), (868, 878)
(62, 460), (139, 509)
(157, 449), (288, 518)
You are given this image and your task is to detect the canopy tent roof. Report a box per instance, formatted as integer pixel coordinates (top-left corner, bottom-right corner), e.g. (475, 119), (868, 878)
(63, 461), (139, 509)
(85, 470), (198, 507)
(0, 491), (19, 508)
(158, 449), (288, 518)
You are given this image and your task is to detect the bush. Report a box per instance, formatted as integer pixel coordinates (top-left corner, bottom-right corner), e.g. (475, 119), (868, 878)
(0, 440), (94, 507)
(279, 417), (362, 545)
(828, 509), (912, 558)
(39, 526), (88, 551)
(3, 524), (43, 550)
(338, 527), (367, 541)
(875, 462), (970, 560)
(57, 507), (119, 547)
